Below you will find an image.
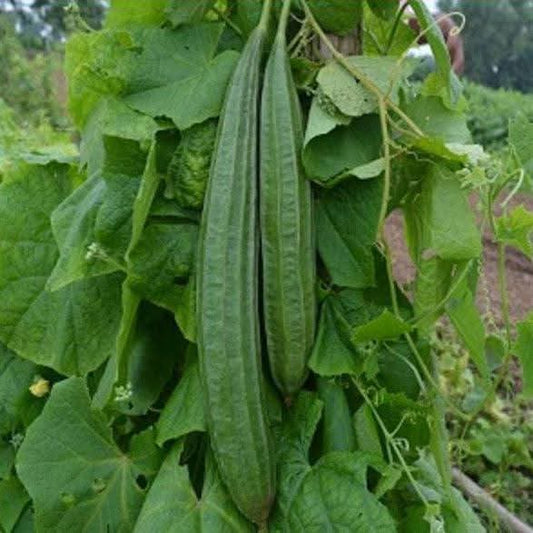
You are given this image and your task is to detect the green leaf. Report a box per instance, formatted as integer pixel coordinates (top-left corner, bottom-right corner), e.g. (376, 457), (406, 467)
(273, 394), (395, 532)
(0, 440), (15, 480)
(377, 340), (421, 399)
(304, 113), (382, 183)
(166, 0), (215, 28)
(105, 0), (167, 28)
(317, 378), (356, 453)
(403, 164), (482, 262)
(366, 0), (397, 20)
(509, 118), (533, 173)
(412, 257), (453, 331)
(0, 344), (41, 435)
(116, 303), (183, 416)
(47, 175), (111, 290)
(66, 25), (238, 131)
(134, 441), (253, 532)
(352, 309), (411, 343)
(353, 404), (383, 456)
(316, 178), (382, 288)
(414, 453), (485, 532)
(309, 297), (364, 376)
(125, 25), (239, 130)
(283, 452), (396, 532)
(0, 163), (123, 376)
(317, 56), (403, 118)
(16, 378), (163, 532)
(514, 313), (533, 398)
(48, 137), (149, 291)
(0, 477), (29, 533)
(80, 97), (159, 176)
(402, 96), (471, 144)
(127, 222), (198, 311)
(306, 0), (363, 36)
(446, 281), (488, 377)
(156, 346), (206, 446)
(495, 205), (533, 258)
(363, 5), (415, 56)
(409, 0), (462, 108)
(94, 141), (164, 409)
(234, 0), (264, 36)
(347, 158), (385, 179)
(65, 30), (136, 128)
(11, 507), (33, 533)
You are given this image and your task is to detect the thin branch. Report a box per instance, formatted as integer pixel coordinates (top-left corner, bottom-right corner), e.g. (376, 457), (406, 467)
(452, 468), (533, 533)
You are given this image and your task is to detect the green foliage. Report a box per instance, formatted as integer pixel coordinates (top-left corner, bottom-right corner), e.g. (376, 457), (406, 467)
(0, 0), (531, 531)
(0, 16), (65, 127)
(464, 82), (533, 151)
(0, 0), (106, 48)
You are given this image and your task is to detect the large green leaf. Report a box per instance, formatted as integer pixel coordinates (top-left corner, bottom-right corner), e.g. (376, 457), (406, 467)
(272, 393), (396, 532)
(402, 96), (471, 144)
(47, 175), (110, 290)
(309, 297), (363, 376)
(363, 4), (415, 56)
(317, 56), (404, 118)
(0, 163), (123, 376)
(413, 453), (485, 532)
(128, 222), (198, 311)
(495, 205), (533, 258)
(66, 24), (238, 131)
(115, 303), (183, 416)
(65, 30), (136, 128)
(134, 441), (252, 532)
(48, 136), (151, 292)
(156, 346), (206, 446)
(352, 309), (411, 343)
(403, 164), (481, 262)
(304, 113), (382, 183)
(446, 281), (488, 377)
(0, 477), (29, 533)
(105, 0), (167, 28)
(316, 178), (382, 288)
(80, 97), (159, 177)
(124, 25), (239, 129)
(317, 378), (356, 453)
(16, 378), (163, 532)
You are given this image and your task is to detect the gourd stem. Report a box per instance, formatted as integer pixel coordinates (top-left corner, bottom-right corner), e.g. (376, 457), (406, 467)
(278, 0), (293, 36)
(259, 0), (273, 31)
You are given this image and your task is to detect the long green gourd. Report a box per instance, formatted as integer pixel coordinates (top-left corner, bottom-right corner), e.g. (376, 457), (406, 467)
(260, 0), (316, 397)
(196, 0), (275, 525)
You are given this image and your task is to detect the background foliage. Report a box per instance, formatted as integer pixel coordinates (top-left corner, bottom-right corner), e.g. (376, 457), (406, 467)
(438, 0), (533, 92)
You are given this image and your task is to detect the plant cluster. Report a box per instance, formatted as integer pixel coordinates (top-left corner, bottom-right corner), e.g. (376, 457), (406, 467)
(0, 0), (532, 531)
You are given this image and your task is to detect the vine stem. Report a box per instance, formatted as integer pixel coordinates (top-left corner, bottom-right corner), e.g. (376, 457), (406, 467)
(212, 6), (243, 36)
(498, 242), (512, 344)
(352, 379), (430, 507)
